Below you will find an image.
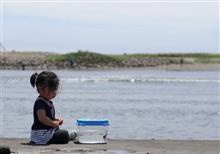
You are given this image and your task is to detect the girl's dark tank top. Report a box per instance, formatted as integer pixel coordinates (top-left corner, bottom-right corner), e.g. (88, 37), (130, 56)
(31, 97), (55, 130)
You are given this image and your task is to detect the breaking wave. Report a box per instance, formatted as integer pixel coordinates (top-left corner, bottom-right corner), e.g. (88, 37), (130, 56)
(61, 76), (220, 83)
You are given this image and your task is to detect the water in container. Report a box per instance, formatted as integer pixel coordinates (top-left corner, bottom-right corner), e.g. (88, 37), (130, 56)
(76, 119), (109, 144)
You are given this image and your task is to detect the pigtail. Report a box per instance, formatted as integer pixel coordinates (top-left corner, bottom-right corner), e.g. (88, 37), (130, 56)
(30, 73), (38, 88)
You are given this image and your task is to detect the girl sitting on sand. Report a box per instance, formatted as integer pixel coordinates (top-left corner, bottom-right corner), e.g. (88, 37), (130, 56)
(30, 71), (74, 144)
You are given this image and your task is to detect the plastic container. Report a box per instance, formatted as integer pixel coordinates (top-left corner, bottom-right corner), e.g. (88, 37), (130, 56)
(76, 119), (109, 144)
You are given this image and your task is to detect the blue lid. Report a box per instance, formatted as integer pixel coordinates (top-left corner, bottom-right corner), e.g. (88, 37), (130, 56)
(76, 119), (109, 126)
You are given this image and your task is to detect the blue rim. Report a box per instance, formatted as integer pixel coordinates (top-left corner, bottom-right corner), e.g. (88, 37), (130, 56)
(76, 119), (109, 126)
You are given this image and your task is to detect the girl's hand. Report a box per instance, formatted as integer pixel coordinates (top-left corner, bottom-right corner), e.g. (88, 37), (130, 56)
(53, 121), (60, 128)
(55, 118), (63, 125)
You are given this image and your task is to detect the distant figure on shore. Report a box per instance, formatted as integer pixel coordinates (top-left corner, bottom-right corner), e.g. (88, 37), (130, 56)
(30, 71), (76, 145)
(180, 58), (184, 68)
(69, 59), (75, 67)
(21, 64), (26, 70)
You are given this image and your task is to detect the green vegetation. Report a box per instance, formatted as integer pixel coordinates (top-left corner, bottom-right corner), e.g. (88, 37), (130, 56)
(46, 51), (220, 64)
(47, 50), (121, 65)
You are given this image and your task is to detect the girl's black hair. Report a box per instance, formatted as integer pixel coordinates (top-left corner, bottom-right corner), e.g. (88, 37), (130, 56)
(30, 71), (59, 91)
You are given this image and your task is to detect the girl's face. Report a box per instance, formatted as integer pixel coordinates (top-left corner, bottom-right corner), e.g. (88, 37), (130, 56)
(41, 87), (57, 101)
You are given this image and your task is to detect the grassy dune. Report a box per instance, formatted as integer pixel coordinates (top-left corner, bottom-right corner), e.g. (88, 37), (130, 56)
(47, 51), (121, 64)
(1, 50), (220, 69)
(46, 51), (220, 64)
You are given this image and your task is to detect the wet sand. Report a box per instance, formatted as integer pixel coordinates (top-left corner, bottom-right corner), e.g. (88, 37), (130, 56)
(1, 138), (219, 154)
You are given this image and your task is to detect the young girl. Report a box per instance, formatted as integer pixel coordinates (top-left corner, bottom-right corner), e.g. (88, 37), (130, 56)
(30, 71), (71, 144)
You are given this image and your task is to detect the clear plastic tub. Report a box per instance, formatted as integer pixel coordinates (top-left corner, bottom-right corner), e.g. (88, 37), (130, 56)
(76, 119), (109, 144)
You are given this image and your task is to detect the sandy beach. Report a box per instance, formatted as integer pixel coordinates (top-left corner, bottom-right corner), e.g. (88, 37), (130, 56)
(1, 138), (219, 154)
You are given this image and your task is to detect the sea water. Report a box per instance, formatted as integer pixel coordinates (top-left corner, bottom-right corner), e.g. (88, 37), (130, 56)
(0, 69), (219, 139)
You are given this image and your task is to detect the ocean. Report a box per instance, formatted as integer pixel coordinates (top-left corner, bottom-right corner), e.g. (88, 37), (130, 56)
(0, 69), (219, 139)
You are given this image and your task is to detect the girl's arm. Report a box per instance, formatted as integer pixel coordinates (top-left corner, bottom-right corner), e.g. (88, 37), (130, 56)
(37, 109), (60, 128)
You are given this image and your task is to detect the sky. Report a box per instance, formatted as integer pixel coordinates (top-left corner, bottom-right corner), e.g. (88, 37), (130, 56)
(0, 0), (219, 54)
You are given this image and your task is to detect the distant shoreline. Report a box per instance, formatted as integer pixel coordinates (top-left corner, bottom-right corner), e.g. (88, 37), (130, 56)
(1, 51), (219, 71)
(1, 64), (219, 72)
